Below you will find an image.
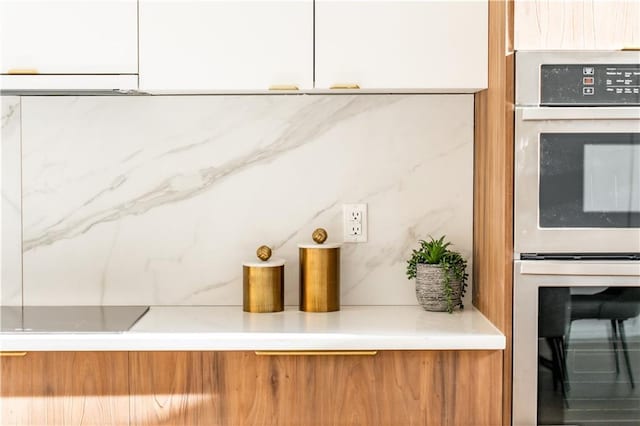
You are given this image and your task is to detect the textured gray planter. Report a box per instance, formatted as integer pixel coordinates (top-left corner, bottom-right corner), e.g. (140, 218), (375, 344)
(415, 264), (462, 312)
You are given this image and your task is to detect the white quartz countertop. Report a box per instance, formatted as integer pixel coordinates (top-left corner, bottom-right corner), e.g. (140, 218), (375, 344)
(0, 306), (505, 351)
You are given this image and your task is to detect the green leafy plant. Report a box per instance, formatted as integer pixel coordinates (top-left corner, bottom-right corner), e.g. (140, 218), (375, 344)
(406, 236), (468, 313)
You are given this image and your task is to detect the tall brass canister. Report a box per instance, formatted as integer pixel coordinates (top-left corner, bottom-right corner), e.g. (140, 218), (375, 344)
(299, 229), (341, 312)
(243, 245), (285, 313)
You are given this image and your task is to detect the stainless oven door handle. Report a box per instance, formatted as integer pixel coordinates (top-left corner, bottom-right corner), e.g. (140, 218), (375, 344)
(520, 262), (640, 276)
(520, 107), (640, 121)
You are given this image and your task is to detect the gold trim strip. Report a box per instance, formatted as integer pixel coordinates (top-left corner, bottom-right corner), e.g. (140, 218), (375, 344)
(255, 350), (377, 356)
(622, 46), (640, 51)
(268, 84), (299, 91)
(329, 83), (360, 90)
(0, 352), (27, 357)
(7, 68), (39, 75)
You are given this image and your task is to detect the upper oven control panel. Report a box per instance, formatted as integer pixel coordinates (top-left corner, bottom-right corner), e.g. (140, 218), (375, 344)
(541, 64), (640, 106)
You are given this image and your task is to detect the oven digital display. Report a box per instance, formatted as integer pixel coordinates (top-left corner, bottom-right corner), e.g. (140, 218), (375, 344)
(541, 64), (640, 106)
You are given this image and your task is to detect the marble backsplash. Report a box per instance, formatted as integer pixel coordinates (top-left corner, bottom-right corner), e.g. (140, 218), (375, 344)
(1, 96), (22, 305)
(3, 94), (473, 306)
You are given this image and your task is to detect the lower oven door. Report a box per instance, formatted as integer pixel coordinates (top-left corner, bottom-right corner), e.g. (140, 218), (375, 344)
(514, 107), (640, 255)
(513, 260), (640, 425)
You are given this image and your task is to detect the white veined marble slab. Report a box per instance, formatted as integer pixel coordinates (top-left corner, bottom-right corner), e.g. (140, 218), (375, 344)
(1, 96), (22, 306)
(20, 95), (473, 306)
(0, 305), (505, 351)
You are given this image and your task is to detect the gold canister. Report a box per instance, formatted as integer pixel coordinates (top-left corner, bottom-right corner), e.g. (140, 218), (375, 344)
(299, 229), (341, 312)
(243, 246), (285, 313)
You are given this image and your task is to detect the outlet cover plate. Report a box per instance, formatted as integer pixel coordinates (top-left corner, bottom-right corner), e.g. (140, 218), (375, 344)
(343, 203), (367, 243)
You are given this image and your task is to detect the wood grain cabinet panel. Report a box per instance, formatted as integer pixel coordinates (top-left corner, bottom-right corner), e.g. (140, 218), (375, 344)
(129, 351), (210, 426)
(297, 353), (379, 426)
(2, 350), (502, 425)
(203, 350), (503, 426)
(204, 352), (302, 426)
(515, 0), (640, 50)
(0, 351), (129, 426)
(473, 0), (514, 423)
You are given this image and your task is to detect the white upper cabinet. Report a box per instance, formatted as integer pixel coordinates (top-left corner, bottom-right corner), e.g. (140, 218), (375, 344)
(315, 0), (488, 91)
(0, 0), (138, 90)
(1, 0), (488, 93)
(139, 0), (313, 92)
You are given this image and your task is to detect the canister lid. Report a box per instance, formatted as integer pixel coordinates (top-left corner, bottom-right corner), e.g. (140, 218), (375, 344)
(298, 228), (341, 249)
(244, 245), (285, 267)
(243, 258), (286, 268)
(298, 243), (341, 249)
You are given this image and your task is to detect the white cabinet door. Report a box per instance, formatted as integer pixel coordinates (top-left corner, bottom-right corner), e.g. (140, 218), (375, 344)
(315, 0), (488, 91)
(0, 0), (138, 75)
(139, 0), (313, 92)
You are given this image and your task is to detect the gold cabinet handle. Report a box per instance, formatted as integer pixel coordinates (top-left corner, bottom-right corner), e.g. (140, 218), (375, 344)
(0, 352), (27, 357)
(255, 350), (377, 356)
(7, 68), (39, 75)
(268, 84), (299, 91)
(330, 83), (360, 90)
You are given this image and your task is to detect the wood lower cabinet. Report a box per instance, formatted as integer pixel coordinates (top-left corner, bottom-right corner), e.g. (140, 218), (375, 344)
(0, 351), (129, 426)
(129, 352), (210, 426)
(206, 351), (432, 426)
(1, 350), (502, 426)
(132, 351), (502, 426)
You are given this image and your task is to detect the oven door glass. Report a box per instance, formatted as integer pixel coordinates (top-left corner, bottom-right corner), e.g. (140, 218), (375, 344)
(539, 133), (640, 228)
(538, 286), (640, 425)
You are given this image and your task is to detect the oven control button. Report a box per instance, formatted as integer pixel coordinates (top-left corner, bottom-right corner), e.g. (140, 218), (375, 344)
(583, 77), (594, 85)
(583, 87), (595, 95)
(583, 66), (595, 75)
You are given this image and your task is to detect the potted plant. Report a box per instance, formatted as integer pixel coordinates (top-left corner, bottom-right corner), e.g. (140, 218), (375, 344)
(406, 236), (468, 313)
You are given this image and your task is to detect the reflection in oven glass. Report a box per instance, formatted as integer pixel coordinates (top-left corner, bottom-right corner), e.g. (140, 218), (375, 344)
(538, 287), (640, 425)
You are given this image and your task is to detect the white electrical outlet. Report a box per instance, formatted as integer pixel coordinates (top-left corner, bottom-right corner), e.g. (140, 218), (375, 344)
(343, 203), (367, 243)
(347, 221), (362, 236)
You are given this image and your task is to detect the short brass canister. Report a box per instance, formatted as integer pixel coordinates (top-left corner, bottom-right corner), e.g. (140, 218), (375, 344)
(243, 246), (284, 313)
(298, 240), (341, 312)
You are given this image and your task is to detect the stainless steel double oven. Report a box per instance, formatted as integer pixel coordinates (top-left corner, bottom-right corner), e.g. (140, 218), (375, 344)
(513, 51), (640, 425)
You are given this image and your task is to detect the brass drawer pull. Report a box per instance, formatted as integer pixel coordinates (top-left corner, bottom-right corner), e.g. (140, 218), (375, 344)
(330, 83), (360, 90)
(255, 350), (377, 356)
(0, 351), (27, 357)
(7, 68), (39, 75)
(268, 84), (299, 91)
